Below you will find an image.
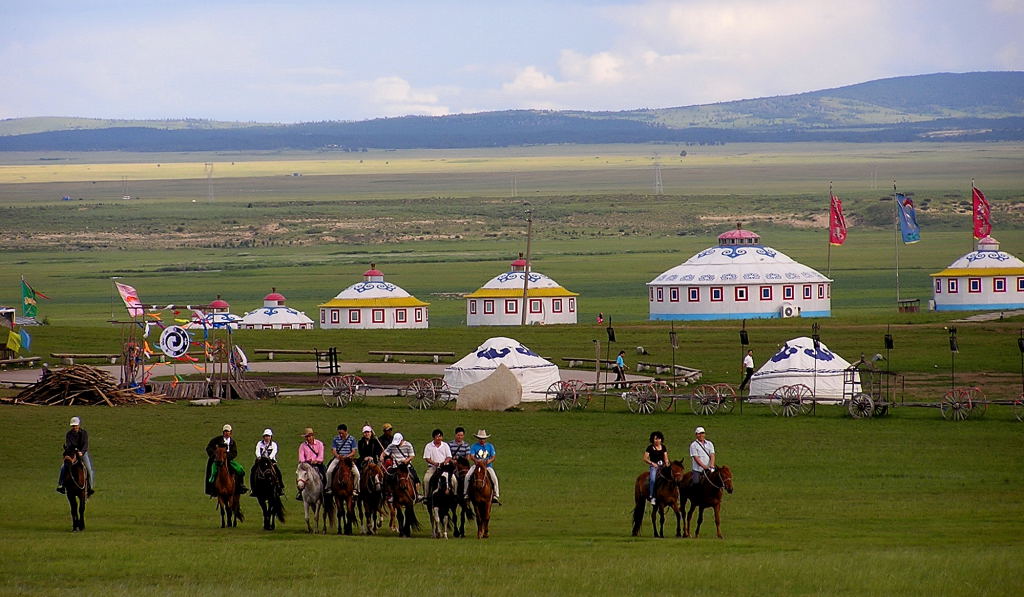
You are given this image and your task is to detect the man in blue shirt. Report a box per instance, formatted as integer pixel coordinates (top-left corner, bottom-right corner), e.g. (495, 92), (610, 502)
(448, 426), (471, 461)
(325, 424), (360, 495)
(463, 429), (500, 504)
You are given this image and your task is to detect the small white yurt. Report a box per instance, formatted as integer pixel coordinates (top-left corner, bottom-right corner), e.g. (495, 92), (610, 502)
(930, 236), (1024, 311)
(464, 255), (579, 326)
(443, 337), (560, 402)
(238, 289), (314, 330)
(186, 296), (241, 330)
(749, 336), (859, 400)
(319, 265), (429, 329)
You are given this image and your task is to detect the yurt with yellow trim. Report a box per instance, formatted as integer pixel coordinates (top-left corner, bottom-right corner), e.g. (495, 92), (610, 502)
(464, 255), (579, 326)
(319, 265), (429, 329)
(930, 236), (1024, 311)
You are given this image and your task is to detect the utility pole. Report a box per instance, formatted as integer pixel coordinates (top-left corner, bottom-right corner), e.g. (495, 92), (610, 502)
(520, 208), (533, 326)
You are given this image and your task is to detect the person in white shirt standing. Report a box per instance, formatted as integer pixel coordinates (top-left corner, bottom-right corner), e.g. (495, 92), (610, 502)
(423, 428), (453, 497)
(739, 350), (755, 394)
(688, 426), (715, 487)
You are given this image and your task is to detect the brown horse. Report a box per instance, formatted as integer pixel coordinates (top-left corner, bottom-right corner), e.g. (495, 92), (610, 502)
(213, 445), (244, 528)
(631, 460), (686, 537)
(358, 458), (385, 535)
(681, 465), (733, 539)
(61, 446), (88, 532)
(385, 463), (419, 537)
(330, 456), (358, 535)
(451, 457), (474, 538)
(468, 464), (493, 539)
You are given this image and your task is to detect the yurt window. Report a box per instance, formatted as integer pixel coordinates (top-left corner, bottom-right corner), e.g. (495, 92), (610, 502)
(935, 279), (942, 293)
(552, 299), (563, 313)
(803, 285), (812, 299)
(331, 309), (340, 324)
(281, 324), (292, 330)
(711, 287), (723, 302)
(656, 288), (664, 302)
(827, 285), (831, 298)
(735, 287), (748, 301)
(469, 300), (477, 315)
(505, 300), (518, 314)
(1018, 277), (1024, 292)
(783, 285), (794, 300)
(484, 300), (494, 315)
(968, 278), (982, 293)
(669, 287), (679, 302)
(415, 308), (423, 322)
(760, 286), (772, 300)
(687, 287), (699, 302)
(396, 309), (407, 323)
(568, 298), (576, 312)
(372, 309), (385, 323)
(262, 324), (273, 330)
(529, 299), (542, 313)
(649, 287), (655, 301)
(948, 279), (958, 293)
(321, 310), (326, 324)
(817, 285), (825, 299)
(349, 310), (360, 324)
(993, 278), (1006, 293)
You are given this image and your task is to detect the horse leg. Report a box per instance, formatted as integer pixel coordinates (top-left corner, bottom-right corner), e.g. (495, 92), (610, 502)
(713, 503), (723, 539)
(67, 494), (78, 532)
(78, 495), (86, 531)
(673, 503), (682, 537)
(683, 503), (695, 538)
(694, 506), (705, 538)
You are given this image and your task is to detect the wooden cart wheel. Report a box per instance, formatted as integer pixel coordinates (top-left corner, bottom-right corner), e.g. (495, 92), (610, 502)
(873, 401), (889, 417)
(625, 383), (659, 415)
(570, 380), (592, 409)
(780, 385), (803, 417)
(713, 383), (737, 414)
(789, 384), (815, 416)
(429, 378), (453, 408)
(691, 384), (719, 416)
(339, 374), (366, 405)
(768, 385), (788, 416)
(940, 389), (970, 421)
(848, 393), (874, 419)
(962, 386), (987, 418)
(405, 378), (435, 410)
(1014, 395), (1024, 422)
(546, 380), (577, 412)
(321, 376), (346, 407)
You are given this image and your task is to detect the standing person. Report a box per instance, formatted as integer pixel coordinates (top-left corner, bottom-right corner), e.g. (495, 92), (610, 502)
(423, 428), (453, 495)
(357, 424), (382, 465)
(642, 431), (668, 506)
(57, 416), (94, 496)
(296, 427), (325, 501)
(739, 350), (755, 394)
(613, 350), (628, 389)
(596, 312), (604, 324)
(384, 432), (423, 501)
(205, 424), (247, 496)
(252, 428), (284, 496)
(448, 426), (471, 461)
(688, 426), (716, 487)
(464, 430), (501, 505)
(325, 424), (360, 495)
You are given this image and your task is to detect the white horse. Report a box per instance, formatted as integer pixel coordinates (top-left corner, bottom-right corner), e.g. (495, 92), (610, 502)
(295, 462), (327, 534)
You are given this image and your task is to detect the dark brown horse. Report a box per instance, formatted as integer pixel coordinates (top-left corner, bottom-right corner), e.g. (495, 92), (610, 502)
(61, 446), (88, 532)
(451, 456), (474, 538)
(385, 463), (419, 537)
(330, 456), (357, 535)
(631, 460), (686, 537)
(681, 466), (733, 539)
(213, 445), (244, 528)
(468, 464), (493, 539)
(251, 457), (285, 531)
(358, 458), (385, 535)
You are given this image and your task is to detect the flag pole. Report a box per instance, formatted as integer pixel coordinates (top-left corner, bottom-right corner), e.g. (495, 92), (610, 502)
(826, 181), (833, 277)
(893, 180), (900, 306)
(970, 177), (975, 252)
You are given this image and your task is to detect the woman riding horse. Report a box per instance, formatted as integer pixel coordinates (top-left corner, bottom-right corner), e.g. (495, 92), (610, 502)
(631, 460), (685, 537)
(358, 458), (386, 535)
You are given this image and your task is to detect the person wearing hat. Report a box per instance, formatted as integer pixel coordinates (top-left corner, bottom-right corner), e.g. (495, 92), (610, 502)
(357, 424), (383, 464)
(463, 429), (500, 505)
(383, 432), (423, 501)
(379, 423), (394, 449)
(252, 428), (284, 497)
(325, 424), (360, 496)
(205, 424), (248, 497)
(57, 416), (94, 496)
(688, 426), (716, 487)
(297, 427), (325, 500)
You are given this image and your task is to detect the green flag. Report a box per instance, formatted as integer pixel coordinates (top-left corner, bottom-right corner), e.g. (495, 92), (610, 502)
(21, 278), (49, 318)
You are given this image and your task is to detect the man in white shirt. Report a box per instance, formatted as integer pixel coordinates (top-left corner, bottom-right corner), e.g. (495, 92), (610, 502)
(689, 426), (716, 487)
(423, 428), (453, 498)
(739, 350), (755, 393)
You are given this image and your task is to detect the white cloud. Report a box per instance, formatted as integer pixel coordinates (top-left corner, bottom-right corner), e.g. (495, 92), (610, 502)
(503, 66), (561, 92)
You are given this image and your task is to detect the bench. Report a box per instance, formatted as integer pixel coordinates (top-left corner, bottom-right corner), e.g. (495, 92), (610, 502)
(897, 298), (920, 313)
(254, 349), (318, 360)
(50, 353), (120, 365)
(561, 357), (617, 368)
(0, 356), (41, 369)
(368, 350), (455, 363)
(635, 361), (704, 382)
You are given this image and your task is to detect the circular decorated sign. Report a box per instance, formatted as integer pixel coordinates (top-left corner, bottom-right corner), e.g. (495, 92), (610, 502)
(159, 325), (191, 358)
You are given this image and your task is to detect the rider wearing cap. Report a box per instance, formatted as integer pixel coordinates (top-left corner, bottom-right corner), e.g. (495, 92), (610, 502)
(297, 427), (326, 500)
(383, 432), (423, 501)
(379, 423), (394, 449)
(252, 428), (284, 496)
(57, 416), (94, 496)
(463, 429), (501, 505)
(358, 424), (383, 464)
(688, 426), (716, 486)
(325, 424), (360, 496)
(206, 423), (248, 496)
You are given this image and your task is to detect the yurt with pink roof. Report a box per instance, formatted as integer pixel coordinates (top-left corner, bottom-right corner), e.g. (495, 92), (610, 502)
(319, 265), (429, 329)
(464, 255), (579, 326)
(186, 295), (241, 330)
(238, 289), (314, 330)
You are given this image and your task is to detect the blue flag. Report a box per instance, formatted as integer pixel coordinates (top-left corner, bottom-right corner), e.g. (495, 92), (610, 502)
(896, 193), (921, 244)
(19, 328), (31, 351)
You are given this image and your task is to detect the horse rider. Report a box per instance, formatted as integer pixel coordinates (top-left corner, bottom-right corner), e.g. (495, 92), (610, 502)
(379, 423), (394, 450)
(423, 428), (453, 497)
(688, 426), (716, 487)
(383, 432), (423, 502)
(57, 416), (94, 496)
(325, 423), (360, 496)
(358, 424), (383, 465)
(464, 429), (501, 505)
(205, 424), (248, 496)
(642, 430), (668, 505)
(296, 427), (326, 501)
(448, 426), (471, 461)
(252, 428), (284, 497)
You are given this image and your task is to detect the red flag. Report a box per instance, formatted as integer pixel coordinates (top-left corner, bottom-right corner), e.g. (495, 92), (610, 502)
(972, 186), (991, 239)
(115, 281), (145, 317)
(829, 192), (847, 246)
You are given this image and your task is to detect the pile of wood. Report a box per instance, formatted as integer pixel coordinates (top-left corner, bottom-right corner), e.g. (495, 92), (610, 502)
(2, 365), (172, 406)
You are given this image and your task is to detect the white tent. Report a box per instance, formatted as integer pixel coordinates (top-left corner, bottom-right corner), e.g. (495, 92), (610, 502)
(444, 337), (560, 402)
(749, 336), (859, 400)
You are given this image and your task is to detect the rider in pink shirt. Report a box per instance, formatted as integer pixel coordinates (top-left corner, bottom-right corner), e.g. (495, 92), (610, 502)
(296, 427), (325, 501)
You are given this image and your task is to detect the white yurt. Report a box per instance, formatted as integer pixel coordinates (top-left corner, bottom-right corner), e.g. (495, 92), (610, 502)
(319, 265), (429, 329)
(749, 336), (859, 400)
(443, 337), (560, 402)
(238, 289), (314, 330)
(464, 255), (578, 326)
(930, 236), (1024, 311)
(186, 296), (241, 330)
(648, 225), (831, 321)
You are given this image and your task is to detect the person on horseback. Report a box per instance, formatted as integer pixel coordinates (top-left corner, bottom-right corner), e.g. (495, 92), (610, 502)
(379, 423), (394, 449)
(423, 428), (453, 498)
(688, 426), (716, 487)
(325, 424), (360, 496)
(57, 416), (94, 496)
(642, 430), (668, 505)
(206, 424), (247, 496)
(252, 428), (284, 497)
(448, 426), (471, 461)
(464, 429), (501, 505)
(297, 427), (325, 501)
(358, 424), (383, 464)
(383, 432), (423, 502)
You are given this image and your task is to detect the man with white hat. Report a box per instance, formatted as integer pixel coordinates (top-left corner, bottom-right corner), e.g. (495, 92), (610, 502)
(463, 429), (500, 505)
(205, 424), (248, 497)
(688, 426), (716, 487)
(383, 431), (423, 501)
(57, 416), (94, 496)
(252, 428), (284, 496)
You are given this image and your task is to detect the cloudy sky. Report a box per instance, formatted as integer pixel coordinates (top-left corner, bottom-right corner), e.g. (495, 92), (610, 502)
(2, 0), (1021, 123)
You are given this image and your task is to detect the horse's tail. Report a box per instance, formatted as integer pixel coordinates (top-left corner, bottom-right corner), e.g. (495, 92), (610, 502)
(631, 498), (646, 536)
(407, 503), (420, 531)
(274, 496), (286, 523)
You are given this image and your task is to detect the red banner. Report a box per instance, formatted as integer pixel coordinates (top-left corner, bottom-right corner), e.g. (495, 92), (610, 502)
(115, 281), (145, 317)
(972, 186), (991, 239)
(829, 192), (847, 246)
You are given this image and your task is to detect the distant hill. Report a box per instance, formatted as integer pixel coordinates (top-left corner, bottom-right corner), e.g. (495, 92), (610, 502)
(1, 72), (1021, 151)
